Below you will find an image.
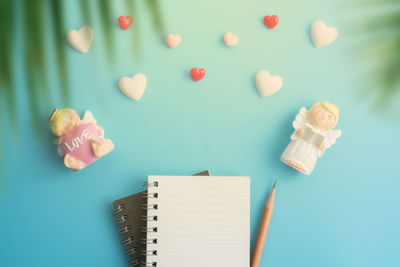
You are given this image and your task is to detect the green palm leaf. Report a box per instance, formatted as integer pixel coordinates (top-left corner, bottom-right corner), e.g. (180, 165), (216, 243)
(0, 0), (16, 131)
(0, 0), (165, 168)
(23, 0), (49, 132)
(98, 0), (115, 62)
(51, 0), (70, 104)
(352, 0), (400, 106)
(125, 0), (141, 57)
(145, 0), (164, 35)
(80, 0), (93, 25)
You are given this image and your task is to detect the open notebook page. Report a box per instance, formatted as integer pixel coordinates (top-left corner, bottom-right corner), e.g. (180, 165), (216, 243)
(146, 175), (250, 267)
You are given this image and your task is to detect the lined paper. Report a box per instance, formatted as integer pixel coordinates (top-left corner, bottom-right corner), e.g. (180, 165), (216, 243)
(147, 176), (250, 267)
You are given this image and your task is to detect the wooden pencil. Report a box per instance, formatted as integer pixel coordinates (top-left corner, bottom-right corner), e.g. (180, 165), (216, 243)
(251, 179), (277, 267)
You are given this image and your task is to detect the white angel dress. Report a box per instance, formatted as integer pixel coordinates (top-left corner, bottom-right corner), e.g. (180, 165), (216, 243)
(281, 107), (342, 175)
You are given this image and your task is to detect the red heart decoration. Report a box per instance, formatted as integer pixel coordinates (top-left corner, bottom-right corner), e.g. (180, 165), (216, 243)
(263, 15), (279, 29)
(118, 16), (133, 30)
(190, 68), (206, 81)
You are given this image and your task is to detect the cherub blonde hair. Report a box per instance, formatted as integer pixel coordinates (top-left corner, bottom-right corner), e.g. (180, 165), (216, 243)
(48, 108), (75, 137)
(312, 101), (340, 120)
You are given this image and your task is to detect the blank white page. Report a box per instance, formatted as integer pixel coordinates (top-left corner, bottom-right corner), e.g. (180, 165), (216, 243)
(146, 175), (250, 267)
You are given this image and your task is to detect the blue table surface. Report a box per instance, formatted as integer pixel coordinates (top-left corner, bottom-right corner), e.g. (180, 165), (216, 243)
(1, 0), (400, 266)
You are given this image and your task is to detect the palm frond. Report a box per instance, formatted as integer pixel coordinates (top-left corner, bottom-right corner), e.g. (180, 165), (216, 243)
(98, 0), (114, 63)
(0, 0), (166, 169)
(353, 1), (400, 107)
(50, 0), (69, 104)
(0, 0), (14, 169)
(0, 0), (17, 130)
(356, 11), (400, 33)
(352, 0), (400, 7)
(80, 0), (92, 25)
(125, 0), (141, 57)
(23, 0), (48, 132)
(145, 0), (164, 35)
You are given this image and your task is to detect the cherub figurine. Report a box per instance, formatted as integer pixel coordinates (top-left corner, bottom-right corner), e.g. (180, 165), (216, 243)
(48, 108), (114, 171)
(281, 102), (342, 175)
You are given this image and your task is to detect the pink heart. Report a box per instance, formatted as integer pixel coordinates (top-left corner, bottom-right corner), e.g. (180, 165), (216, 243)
(223, 32), (239, 46)
(165, 34), (182, 48)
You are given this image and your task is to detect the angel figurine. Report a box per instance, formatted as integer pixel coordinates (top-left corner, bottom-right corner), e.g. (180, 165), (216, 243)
(48, 108), (114, 171)
(281, 102), (342, 175)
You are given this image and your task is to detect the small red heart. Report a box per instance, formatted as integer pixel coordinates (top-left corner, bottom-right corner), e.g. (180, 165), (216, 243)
(190, 68), (206, 81)
(118, 16), (133, 30)
(263, 15), (279, 29)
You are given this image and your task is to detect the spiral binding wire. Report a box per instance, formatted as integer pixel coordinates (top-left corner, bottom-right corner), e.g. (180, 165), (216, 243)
(141, 238), (158, 244)
(120, 225), (131, 234)
(143, 181), (159, 187)
(140, 227), (157, 233)
(113, 203), (124, 213)
(116, 214), (128, 224)
(141, 215), (158, 221)
(125, 247), (138, 256)
(141, 204), (158, 210)
(128, 259), (140, 266)
(140, 250), (157, 256)
(114, 201), (138, 266)
(141, 192), (158, 198)
(122, 236), (134, 245)
(142, 180), (159, 267)
(141, 263), (157, 267)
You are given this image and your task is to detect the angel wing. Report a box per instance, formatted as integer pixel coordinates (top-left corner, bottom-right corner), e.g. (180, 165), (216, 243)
(82, 110), (105, 138)
(82, 111), (97, 125)
(57, 145), (64, 157)
(323, 129), (342, 149)
(292, 107), (307, 130)
(53, 138), (64, 157)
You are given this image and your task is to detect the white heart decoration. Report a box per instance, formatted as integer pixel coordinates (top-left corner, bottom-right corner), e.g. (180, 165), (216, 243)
(165, 34), (182, 48)
(223, 32), (239, 46)
(255, 70), (283, 98)
(66, 26), (94, 53)
(311, 20), (338, 48)
(118, 73), (147, 101)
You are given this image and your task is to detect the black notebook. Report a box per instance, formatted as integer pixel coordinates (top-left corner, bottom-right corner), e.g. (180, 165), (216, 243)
(113, 171), (211, 266)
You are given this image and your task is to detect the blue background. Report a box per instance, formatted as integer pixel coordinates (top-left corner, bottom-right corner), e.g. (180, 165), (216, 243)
(1, 0), (400, 266)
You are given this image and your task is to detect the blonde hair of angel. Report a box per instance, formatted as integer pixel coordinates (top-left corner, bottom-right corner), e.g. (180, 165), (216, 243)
(311, 101), (340, 121)
(48, 108), (75, 137)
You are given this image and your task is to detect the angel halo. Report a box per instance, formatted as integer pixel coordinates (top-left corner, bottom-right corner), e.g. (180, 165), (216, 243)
(48, 108), (114, 171)
(281, 102), (342, 175)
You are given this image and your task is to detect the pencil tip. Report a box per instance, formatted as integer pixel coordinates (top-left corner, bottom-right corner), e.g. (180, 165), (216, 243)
(273, 178), (277, 189)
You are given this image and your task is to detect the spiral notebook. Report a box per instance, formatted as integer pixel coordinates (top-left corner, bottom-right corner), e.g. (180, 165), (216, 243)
(113, 171), (210, 266)
(114, 191), (147, 266)
(113, 173), (250, 267)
